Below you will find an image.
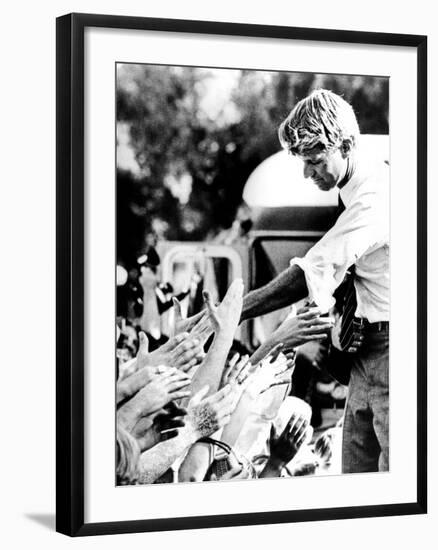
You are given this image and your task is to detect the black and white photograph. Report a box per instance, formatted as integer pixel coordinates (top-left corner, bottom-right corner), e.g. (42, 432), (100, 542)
(115, 63), (390, 486)
(0, 1), (432, 546)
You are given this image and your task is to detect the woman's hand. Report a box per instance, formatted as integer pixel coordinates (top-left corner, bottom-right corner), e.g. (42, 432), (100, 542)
(117, 364), (175, 405)
(138, 331), (205, 373)
(245, 350), (296, 398)
(188, 281), (244, 342)
(220, 354), (252, 389)
(117, 370), (191, 432)
(185, 385), (238, 440)
(171, 297), (206, 337)
(132, 401), (187, 452)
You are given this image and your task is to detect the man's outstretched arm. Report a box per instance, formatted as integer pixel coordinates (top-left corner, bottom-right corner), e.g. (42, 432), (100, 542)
(241, 264), (308, 322)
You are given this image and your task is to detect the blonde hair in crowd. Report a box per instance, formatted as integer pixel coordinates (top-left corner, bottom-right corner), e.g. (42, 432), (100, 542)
(278, 89), (360, 156)
(116, 426), (140, 484)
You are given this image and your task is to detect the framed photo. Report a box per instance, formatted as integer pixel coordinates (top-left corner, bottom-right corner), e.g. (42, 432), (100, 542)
(56, 13), (427, 536)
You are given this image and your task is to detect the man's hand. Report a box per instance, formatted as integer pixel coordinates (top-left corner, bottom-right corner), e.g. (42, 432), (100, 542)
(271, 306), (334, 351)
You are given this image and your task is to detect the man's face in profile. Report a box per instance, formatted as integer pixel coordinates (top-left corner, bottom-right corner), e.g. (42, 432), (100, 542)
(299, 145), (347, 191)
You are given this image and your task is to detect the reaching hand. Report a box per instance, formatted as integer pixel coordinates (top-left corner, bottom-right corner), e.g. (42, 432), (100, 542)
(245, 350), (296, 398)
(139, 332), (205, 373)
(188, 281), (244, 341)
(116, 364), (175, 405)
(187, 290), (220, 339)
(171, 297), (206, 337)
(117, 370), (191, 432)
(218, 354), (254, 408)
(185, 385), (238, 440)
(135, 330), (151, 368)
(118, 330), (153, 381)
(132, 401), (187, 452)
(220, 354), (252, 389)
(117, 331), (151, 381)
(213, 280), (244, 334)
(269, 413), (309, 465)
(271, 306), (334, 351)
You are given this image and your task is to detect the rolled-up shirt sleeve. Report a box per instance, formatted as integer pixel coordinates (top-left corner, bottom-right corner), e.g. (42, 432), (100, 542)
(290, 190), (389, 312)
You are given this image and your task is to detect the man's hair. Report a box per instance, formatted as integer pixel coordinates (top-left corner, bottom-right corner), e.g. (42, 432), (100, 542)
(278, 89), (360, 156)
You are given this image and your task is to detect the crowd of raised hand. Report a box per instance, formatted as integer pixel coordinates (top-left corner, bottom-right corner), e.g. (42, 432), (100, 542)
(116, 278), (341, 485)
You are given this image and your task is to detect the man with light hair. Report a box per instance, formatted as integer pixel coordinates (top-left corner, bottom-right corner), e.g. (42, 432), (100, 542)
(242, 89), (389, 473)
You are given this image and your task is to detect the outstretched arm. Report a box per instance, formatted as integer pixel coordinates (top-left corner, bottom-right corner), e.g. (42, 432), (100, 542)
(178, 385), (239, 482)
(249, 305), (333, 365)
(137, 385), (236, 484)
(189, 280), (243, 397)
(221, 352), (294, 449)
(259, 413), (309, 478)
(241, 265), (308, 322)
(136, 428), (196, 484)
(138, 266), (161, 339)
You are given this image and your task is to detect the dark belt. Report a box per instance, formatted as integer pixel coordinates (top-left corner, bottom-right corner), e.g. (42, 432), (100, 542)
(359, 319), (389, 333)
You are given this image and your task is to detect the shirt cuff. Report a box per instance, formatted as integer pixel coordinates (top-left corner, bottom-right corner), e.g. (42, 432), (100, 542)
(290, 257), (335, 313)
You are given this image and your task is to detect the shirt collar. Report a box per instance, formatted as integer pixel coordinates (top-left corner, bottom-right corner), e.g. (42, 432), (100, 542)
(338, 156), (365, 207)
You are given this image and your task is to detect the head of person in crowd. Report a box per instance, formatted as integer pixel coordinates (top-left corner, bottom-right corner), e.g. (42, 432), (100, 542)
(115, 278), (337, 485)
(137, 245), (161, 275)
(278, 89), (360, 191)
(116, 321), (139, 363)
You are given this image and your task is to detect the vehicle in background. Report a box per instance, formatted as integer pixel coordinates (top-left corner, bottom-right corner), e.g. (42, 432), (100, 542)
(158, 135), (389, 348)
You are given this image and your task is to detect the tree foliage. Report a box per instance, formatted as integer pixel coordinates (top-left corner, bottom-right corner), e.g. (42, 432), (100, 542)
(116, 64), (388, 266)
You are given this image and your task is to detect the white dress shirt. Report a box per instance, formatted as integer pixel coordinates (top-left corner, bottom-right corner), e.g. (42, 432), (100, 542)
(291, 154), (390, 323)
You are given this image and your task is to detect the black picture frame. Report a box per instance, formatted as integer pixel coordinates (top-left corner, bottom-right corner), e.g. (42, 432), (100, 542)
(56, 12), (427, 537)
